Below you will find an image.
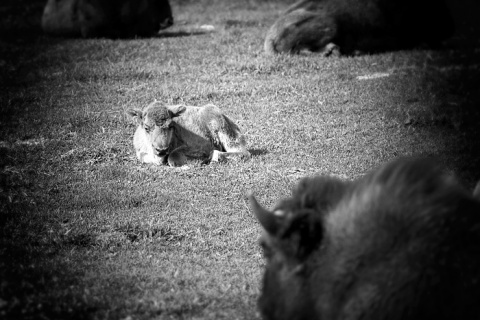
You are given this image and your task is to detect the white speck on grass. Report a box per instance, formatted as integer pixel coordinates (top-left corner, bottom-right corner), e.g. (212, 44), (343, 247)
(15, 138), (47, 146)
(199, 25), (215, 31)
(357, 72), (390, 80)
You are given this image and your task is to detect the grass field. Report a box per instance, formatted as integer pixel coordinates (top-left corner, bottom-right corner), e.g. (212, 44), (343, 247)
(1, 0), (480, 319)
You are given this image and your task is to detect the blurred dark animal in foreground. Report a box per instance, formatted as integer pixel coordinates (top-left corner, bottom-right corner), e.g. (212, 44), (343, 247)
(41, 0), (173, 38)
(249, 158), (480, 320)
(126, 101), (251, 167)
(265, 0), (454, 55)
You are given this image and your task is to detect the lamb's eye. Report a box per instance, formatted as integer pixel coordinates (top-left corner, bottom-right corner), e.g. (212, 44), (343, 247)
(144, 125), (152, 132)
(160, 123), (172, 130)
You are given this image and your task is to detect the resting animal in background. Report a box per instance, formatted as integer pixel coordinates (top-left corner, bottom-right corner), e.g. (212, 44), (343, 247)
(41, 0), (173, 38)
(126, 101), (251, 167)
(264, 0), (454, 55)
(249, 158), (480, 320)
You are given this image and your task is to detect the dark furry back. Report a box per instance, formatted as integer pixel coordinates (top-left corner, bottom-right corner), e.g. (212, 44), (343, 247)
(258, 158), (480, 320)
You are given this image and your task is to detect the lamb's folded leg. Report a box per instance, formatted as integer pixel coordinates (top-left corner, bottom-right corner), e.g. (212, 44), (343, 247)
(138, 151), (165, 165)
(167, 146), (188, 167)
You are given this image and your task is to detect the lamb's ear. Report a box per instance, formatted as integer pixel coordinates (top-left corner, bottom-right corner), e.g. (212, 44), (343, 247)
(167, 105), (187, 118)
(126, 109), (143, 124)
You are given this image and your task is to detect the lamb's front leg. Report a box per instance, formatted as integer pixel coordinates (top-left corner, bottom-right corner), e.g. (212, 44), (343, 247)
(137, 150), (166, 165)
(167, 146), (188, 167)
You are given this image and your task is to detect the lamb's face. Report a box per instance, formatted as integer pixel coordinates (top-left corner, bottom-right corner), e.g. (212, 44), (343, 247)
(141, 105), (175, 156)
(127, 103), (186, 160)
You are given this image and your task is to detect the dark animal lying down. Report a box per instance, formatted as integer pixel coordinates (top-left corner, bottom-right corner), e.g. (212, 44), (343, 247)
(41, 0), (173, 38)
(264, 0), (455, 55)
(249, 158), (480, 320)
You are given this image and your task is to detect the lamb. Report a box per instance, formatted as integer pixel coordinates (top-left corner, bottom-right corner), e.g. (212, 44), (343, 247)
(126, 101), (251, 167)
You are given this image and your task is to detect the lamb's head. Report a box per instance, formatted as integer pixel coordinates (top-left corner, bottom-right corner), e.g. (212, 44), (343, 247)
(127, 102), (186, 157)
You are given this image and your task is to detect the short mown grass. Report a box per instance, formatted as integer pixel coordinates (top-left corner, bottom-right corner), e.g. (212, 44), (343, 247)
(1, 0), (480, 319)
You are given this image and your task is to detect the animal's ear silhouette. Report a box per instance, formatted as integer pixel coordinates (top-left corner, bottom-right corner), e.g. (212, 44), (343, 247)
(126, 109), (143, 124)
(249, 192), (323, 260)
(167, 105), (187, 118)
(249, 193), (282, 235)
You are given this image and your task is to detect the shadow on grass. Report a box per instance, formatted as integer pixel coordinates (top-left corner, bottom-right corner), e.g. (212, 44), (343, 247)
(249, 148), (268, 157)
(0, 1), (101, 319)
(422, 54), (480, 184)
(157, 30), (212, 38)
(407, 0), (480, 186)
(1, 240), (99, 319)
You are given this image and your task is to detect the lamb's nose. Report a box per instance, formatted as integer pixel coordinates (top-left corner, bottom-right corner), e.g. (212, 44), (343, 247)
(155, 148), (168, 156)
